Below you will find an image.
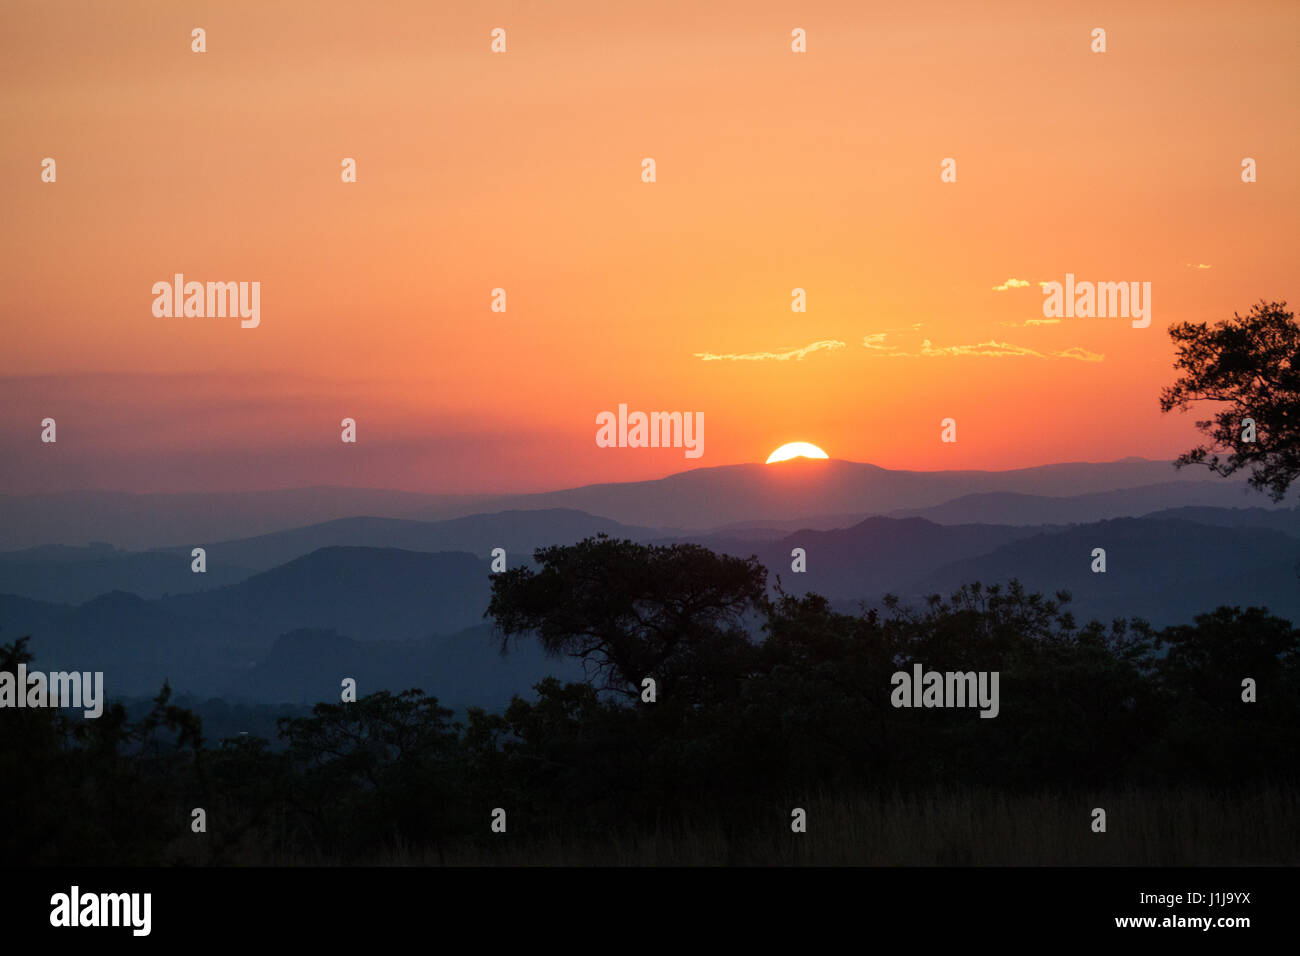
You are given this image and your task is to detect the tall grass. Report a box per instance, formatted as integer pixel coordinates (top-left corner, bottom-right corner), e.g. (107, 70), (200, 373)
(226, 786), (1299, 866)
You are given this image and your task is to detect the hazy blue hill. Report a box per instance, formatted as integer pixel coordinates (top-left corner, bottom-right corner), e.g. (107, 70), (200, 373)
(161, 547), (492, 644)
(884, 482), (1289, 526)
(6, 487), (1284, 609)
(160, 508), (664, 572)
(0, 543), (122, 564)
(6, 548), (498, 699)
(0, 592), (67, 646)
(689, 515), (1300, 629)
(684, 517), (1044, 599)
(492, 458), (1262, 528)
(0, 487), (494, 550)
(0, 546), (254, 603)
(1, 458), (1267, 548)
(699, 517), (870, 538)
(5, 590), (233, 697)
(905, 518), (1300, 627)
(0, 509), (658, 602)
(64, 590), (199, 664)
(5, 510), (1300, 706)
(245, 624), (580, 709)
(1139, 505), (1300, 538)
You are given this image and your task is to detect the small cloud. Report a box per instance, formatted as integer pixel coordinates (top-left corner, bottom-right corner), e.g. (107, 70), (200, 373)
(1051, 346), (1105, 362)
(999, 318), (1062, 327)
(902, 338), (1104, 361)
(921, 338), (1044, 358)
(1185, 263), (1212, 270)
(694, 339), (846, 362)
(861, 324), (924, 353)
(1037, 280), (1051, 288)
(992, 278), (1031, 292)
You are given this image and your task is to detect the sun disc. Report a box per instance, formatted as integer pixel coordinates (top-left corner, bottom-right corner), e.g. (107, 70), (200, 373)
(765, 442), (829, 464)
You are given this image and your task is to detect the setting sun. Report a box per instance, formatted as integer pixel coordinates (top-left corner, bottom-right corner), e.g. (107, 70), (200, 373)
(765, 442), (830, 464)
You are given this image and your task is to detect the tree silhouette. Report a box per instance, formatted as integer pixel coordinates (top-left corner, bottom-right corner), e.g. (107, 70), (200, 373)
(0, 635), (208, 864)
(1160, 300), (1300, 500)
(487, 535), (767, 699)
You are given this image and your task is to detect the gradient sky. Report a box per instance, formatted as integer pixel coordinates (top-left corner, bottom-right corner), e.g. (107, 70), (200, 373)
(2, 0), (1297, 493)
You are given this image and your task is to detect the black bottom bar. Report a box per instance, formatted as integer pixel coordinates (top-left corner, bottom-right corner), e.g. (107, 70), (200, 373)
(7, 865), (1281, 943)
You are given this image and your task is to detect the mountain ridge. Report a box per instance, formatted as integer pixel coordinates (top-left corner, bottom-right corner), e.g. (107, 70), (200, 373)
(1, 456), (1276, 549)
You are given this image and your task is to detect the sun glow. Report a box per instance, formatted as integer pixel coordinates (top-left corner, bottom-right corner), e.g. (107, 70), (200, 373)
(765, 442), (830, 464)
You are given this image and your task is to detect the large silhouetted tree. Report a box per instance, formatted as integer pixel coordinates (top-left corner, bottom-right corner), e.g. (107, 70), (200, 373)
(1160, 300), (1300, 501)
(487, 535), (768, 699)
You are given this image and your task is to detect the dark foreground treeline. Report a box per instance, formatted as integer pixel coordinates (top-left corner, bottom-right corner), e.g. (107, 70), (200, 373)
(3, 537), (1299, 865)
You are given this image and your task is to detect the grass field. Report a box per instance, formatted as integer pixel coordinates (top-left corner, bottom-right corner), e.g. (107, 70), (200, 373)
(218, 785), (1299, 867)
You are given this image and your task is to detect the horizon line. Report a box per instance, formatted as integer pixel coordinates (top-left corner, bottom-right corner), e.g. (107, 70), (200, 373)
(0, 454), (1201, 499)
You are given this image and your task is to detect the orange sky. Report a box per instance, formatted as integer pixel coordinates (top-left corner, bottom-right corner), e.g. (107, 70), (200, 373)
(2, 0), (1297, 493)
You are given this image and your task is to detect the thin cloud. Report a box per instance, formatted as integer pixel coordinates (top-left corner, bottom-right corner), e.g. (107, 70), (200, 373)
(999, 318), (1062, 327)
(694, 339), (846, 362)
(1051, 346), (1105, 362)
(889, 338), (1105, 361)
(862, 324), (923, 353)
(992, 278), (1031, 292)
(921, 339), (1045, 358)
(1185, 263), (1212, 270)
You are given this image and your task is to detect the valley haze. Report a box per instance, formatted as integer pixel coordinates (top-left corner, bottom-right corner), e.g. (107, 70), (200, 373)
(0, 456), (1294, 710)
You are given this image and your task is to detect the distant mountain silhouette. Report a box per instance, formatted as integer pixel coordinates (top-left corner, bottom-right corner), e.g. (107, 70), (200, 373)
(1138, 505), (1300, 538)
(4, 548), (496, 699)
(678, 514), (1300, 626)
(906, 518), (1300, 627)
(884, 482), (1290, 526)
(0, 487), (494, 550)
(0, 544), (253, 603)
(0, 457), (1271, 549)
(160, 547), (491, 644)
(0, 589), (226, 696)
(679, 517), (1046, 600)
(5, 491), (1291, 605)
(463, 457), (1270, 529)
(5, 514), (1298, 703)
(700, 514), (877, 536)
(155, 508), (663, 572)
(246, 624), (582, 709)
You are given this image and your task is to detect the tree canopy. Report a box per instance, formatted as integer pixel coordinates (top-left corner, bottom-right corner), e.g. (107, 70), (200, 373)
(1161, 299), (1300, 501)
(486, 534), (768, 699)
